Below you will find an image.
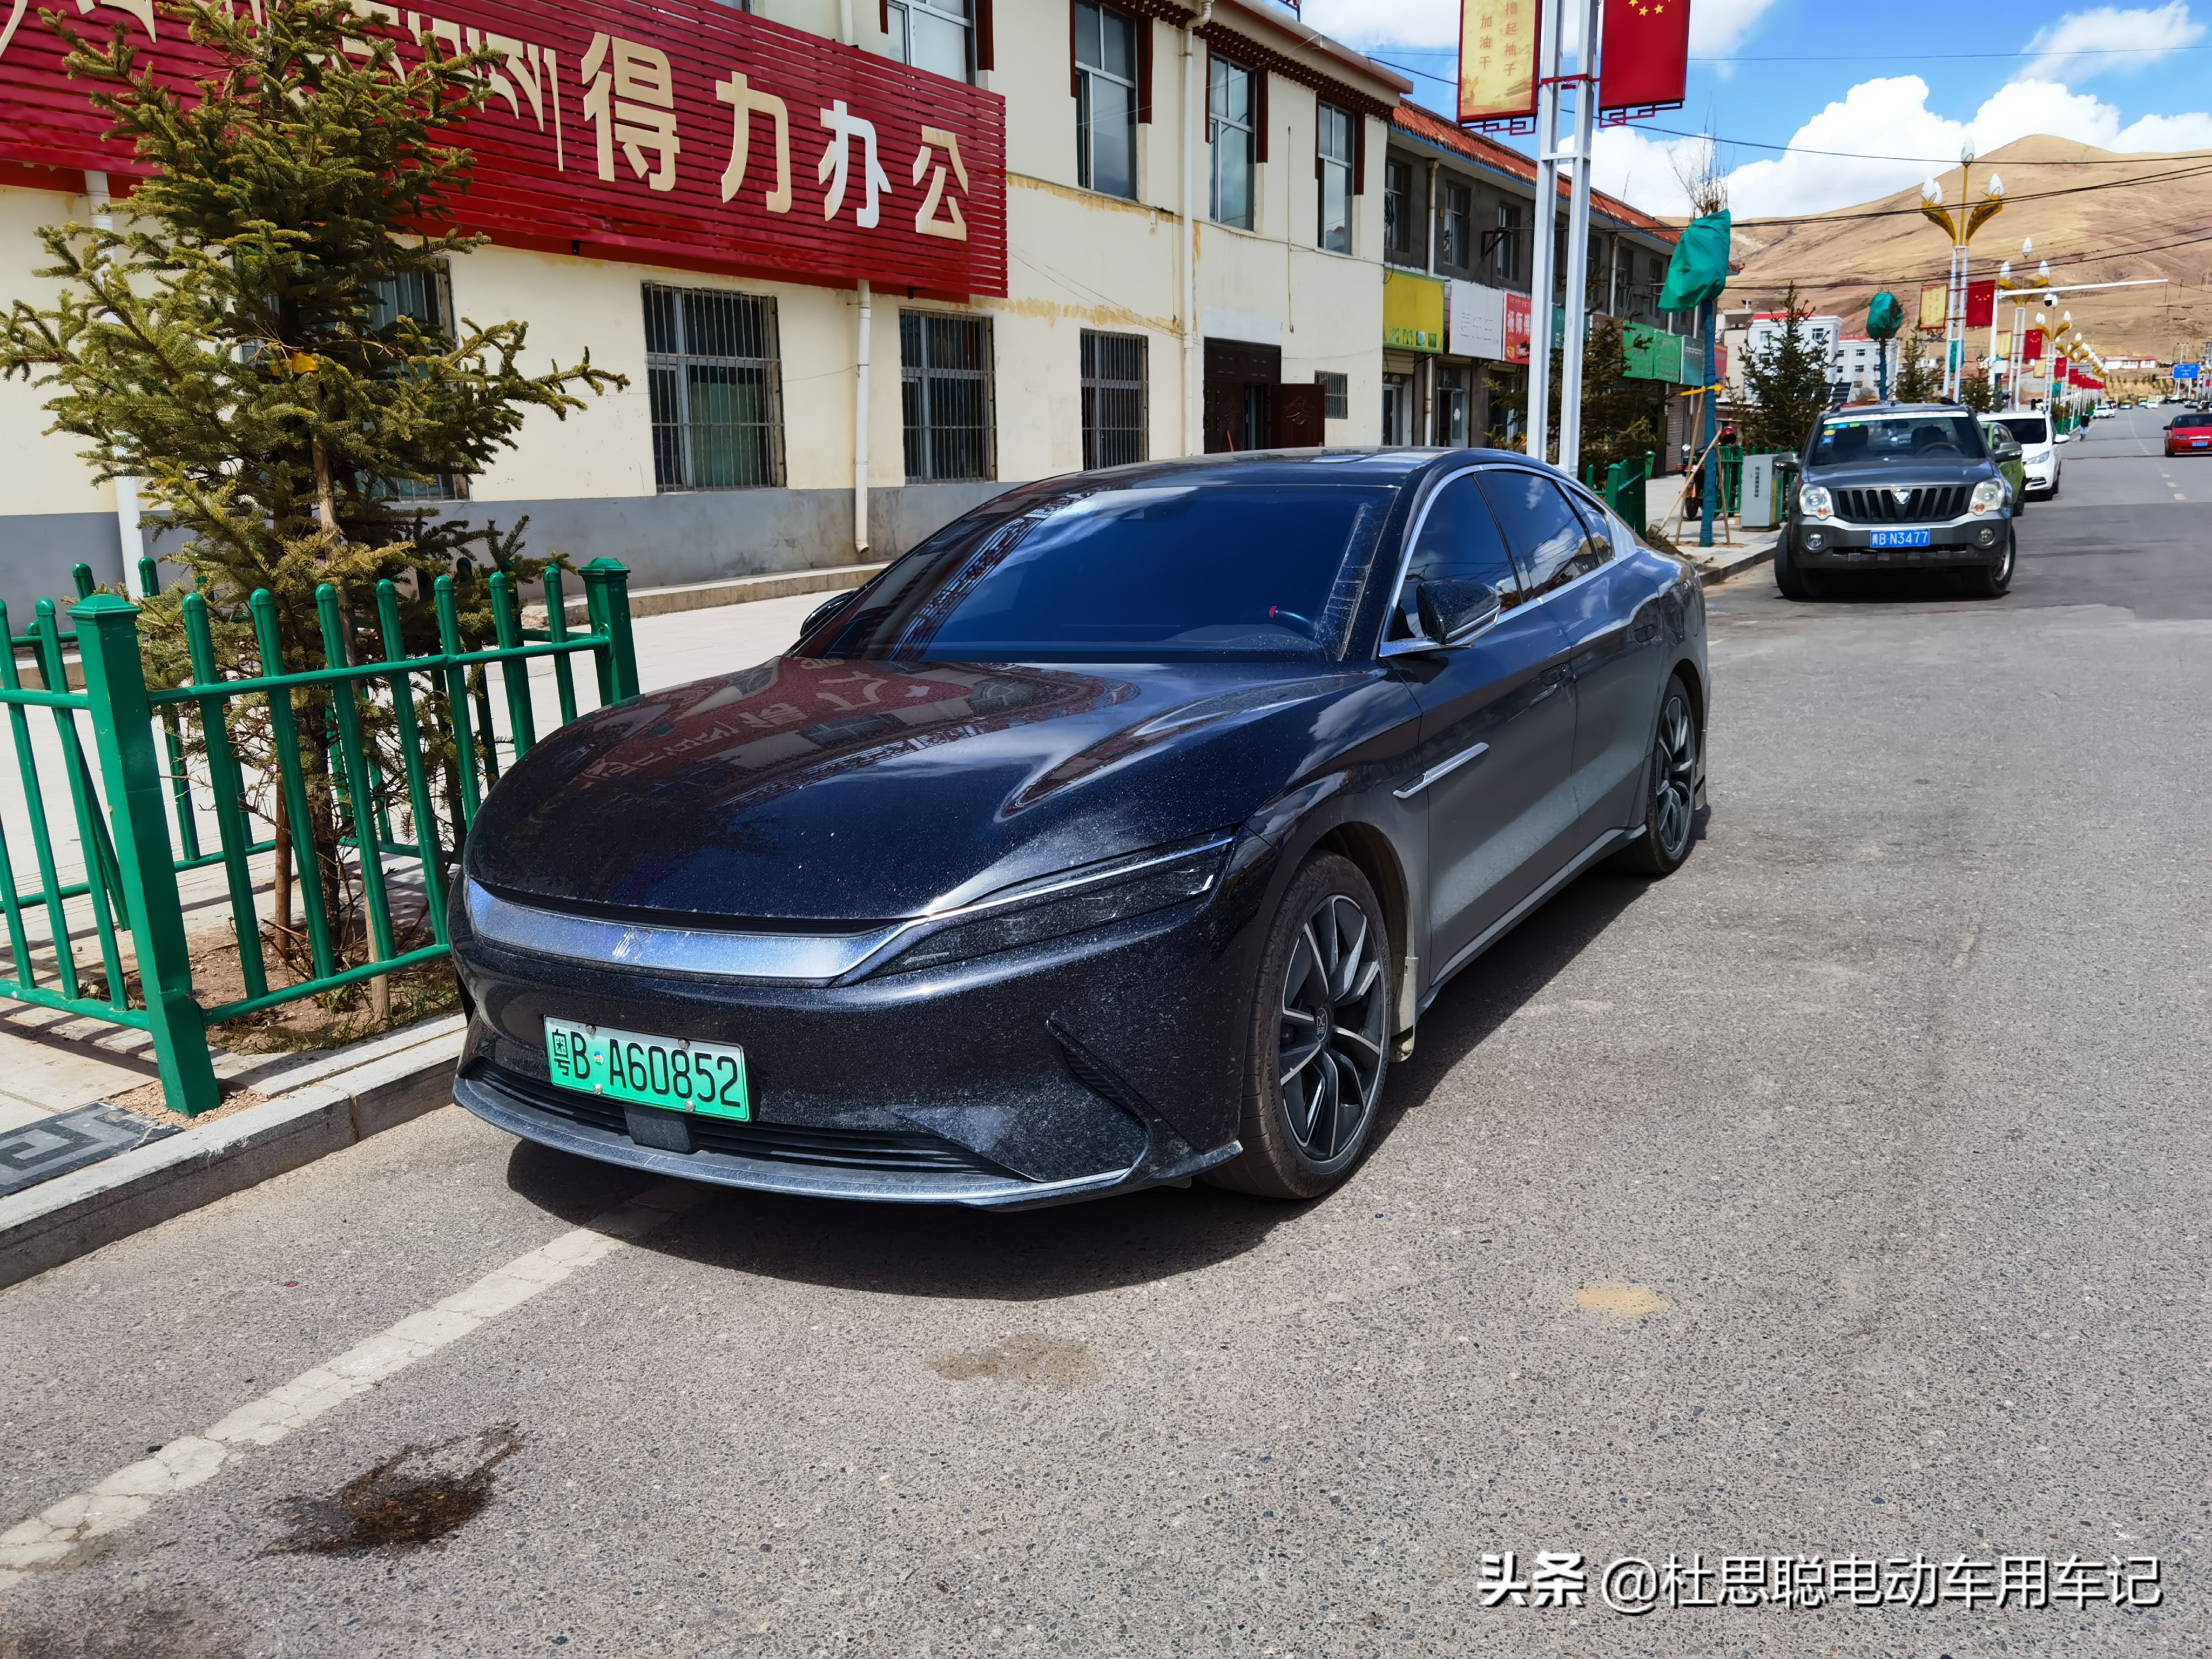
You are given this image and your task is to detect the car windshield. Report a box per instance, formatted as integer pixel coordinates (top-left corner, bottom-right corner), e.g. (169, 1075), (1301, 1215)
(1810, 414), (1986, 463)
(1994, 416), (2049, 444)
(801, 483), (1393, 663)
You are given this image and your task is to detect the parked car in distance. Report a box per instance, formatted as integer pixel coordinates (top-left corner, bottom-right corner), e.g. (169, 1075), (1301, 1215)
(1777, 403), (2017, 601)
(1980, 419), (2028, 511)
(1987, 410), (2060, 499)
(446, 450), (1710, 1210)
(2166, 412), (2212, 455)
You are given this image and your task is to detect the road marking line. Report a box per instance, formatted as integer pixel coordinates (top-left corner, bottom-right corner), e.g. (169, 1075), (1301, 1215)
(0, 1178), (703, 1577)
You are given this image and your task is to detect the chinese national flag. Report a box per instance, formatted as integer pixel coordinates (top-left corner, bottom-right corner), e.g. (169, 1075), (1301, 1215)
(2026, 327), (2046, 364)
(1600, 0), (1691, 112)
(1965, 280), (1996, 327)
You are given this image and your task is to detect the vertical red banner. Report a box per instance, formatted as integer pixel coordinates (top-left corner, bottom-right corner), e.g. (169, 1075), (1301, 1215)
(1599, 0), (1690, 112)
(1965, 280), (1997, 327)
(1503, 291), (1532, 362)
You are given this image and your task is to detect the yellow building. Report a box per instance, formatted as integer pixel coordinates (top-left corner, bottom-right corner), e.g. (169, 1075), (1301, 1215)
(0, 0), (1408, 608)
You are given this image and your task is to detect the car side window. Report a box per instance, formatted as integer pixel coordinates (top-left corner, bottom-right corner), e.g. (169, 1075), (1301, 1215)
(1389, 473), (1523, 641)
(1478, 469), (1606, 599)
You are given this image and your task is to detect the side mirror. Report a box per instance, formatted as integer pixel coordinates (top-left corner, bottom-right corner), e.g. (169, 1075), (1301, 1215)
(1416, 578), (1505, 646)
(798, 589), (857, 639)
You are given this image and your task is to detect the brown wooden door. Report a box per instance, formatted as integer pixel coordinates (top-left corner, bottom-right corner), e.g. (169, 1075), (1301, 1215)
(1272, 383), (1326, 448)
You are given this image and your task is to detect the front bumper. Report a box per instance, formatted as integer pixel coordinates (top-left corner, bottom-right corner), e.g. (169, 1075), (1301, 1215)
(448, 867), (1274, 1209)
(1790, 515), (2012, 569)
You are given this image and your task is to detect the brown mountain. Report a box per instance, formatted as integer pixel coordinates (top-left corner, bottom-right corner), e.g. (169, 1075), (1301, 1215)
(1722, 135), (2212, 366)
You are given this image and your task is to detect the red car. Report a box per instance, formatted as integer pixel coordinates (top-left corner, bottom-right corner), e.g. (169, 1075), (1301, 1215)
(2166, 412), (2212, 454)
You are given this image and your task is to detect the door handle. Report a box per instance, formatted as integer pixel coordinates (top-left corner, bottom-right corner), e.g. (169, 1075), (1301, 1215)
(1393, 740), (1490, 800)
(1530, 675), (1563, 705)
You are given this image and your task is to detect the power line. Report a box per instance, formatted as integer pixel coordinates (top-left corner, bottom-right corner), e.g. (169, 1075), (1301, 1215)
(1640, 121), (2212, 168)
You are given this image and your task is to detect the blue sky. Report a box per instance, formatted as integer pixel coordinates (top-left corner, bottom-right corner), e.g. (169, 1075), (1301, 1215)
(1302, 0), (2212, 216)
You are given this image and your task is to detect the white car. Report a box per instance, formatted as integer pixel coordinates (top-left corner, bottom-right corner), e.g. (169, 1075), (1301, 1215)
(2093, 406), (2116, 419)
(1989, 412), (2062, 499)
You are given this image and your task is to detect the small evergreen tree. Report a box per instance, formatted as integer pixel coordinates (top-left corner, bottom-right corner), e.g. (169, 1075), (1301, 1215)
(1547, 317), (1661, 482)
(2, 0), (622, 976)
(1894, 329), (1942, 403)
(1957, 365), (1997, 412)
(1738, 285), (1832, 451)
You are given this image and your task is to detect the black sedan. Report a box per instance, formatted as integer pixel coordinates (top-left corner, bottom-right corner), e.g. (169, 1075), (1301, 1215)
(449, 450), (1708, 1208)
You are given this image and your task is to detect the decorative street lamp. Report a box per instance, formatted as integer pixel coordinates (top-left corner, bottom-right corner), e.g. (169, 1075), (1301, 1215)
(1919, 159), (2005, 400)
(1992, 238), (2053, 409)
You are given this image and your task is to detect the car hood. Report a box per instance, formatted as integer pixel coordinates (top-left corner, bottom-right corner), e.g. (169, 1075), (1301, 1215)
(466, 656), (1379, 923)
(1802, 457), (1999, 489)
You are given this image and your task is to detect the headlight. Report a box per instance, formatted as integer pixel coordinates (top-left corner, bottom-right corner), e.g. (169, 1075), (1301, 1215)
(1970, 480), (2005, 515)
(876, 833), (1233, 974)
(1798, 484), (1833, 518)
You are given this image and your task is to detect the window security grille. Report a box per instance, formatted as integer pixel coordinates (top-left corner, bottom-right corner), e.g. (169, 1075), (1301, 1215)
(1081, 331), (1148, 469)
(644, 285), (785, 491)
(902, 312), (995, 481)
(1314, 371), (1348, 422)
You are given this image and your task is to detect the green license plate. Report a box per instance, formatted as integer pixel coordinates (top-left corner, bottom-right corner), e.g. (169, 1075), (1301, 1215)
(543, 1018), (751, 1121)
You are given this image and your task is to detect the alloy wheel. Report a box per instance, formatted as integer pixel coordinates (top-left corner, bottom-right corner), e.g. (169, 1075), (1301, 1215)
(1277, 895), (1388, 1167)
(1654, 691), (1697, 860)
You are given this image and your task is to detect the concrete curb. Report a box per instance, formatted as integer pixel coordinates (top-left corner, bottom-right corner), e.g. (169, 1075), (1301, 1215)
(0, 1023), (464, 1291)
(1693, 538), (1778, 588)
(526, 561), (887, 627)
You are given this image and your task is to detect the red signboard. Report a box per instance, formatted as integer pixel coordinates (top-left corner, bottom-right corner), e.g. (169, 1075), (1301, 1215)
(1599, 0), (1690, 113)
(1503, 291), (1531, 363)
(0, 0), (1006, 298)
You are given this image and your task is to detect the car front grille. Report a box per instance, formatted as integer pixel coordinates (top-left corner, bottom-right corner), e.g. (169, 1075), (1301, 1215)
(1836, 484), (1969, 522)
(476, 1063), (1012, 1176)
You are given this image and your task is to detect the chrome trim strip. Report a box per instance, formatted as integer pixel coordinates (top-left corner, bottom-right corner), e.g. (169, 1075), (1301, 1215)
(1393, 739), (1490, 800)
(1420, 825), (1635, 1008)
(466, 833), (1236, 983)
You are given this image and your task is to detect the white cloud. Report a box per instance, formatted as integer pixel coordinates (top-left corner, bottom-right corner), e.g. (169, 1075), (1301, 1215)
(1689, 0), (1783, 55)
(2021, 3), (2203, 82)
(1591, 72), (2212, 220)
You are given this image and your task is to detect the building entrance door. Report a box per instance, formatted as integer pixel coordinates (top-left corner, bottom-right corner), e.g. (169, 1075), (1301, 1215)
(1381, 373), (1416, 445)
(1203, 338), (1280, 453)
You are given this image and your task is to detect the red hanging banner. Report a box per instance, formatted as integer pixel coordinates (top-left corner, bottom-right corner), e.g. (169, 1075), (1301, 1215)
(0, 0), (1007, 298)
(2025, 326), (2047, 364)
(1598, 0), (1689, 113)
(1964, 280), (1997, 327)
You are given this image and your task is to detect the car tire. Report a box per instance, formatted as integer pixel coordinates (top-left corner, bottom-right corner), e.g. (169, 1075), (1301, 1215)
(1963, 530), (2016, 599)
(1205, 853), (1391, 1201)
(1774, 532), (1825, 601)
(1612, 673), (1700, 878)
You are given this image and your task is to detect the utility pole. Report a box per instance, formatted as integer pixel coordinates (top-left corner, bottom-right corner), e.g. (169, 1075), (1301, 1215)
(1520, 0), (1602, 478)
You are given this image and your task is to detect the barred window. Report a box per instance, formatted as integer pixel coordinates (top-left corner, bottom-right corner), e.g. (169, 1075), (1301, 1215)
(902, 312), (995, 481)
(644, 285), (785, 491)
(367, 267), (464, 501)
(1314, 371), (1348, 421)
(1081, 331), (1147, 469)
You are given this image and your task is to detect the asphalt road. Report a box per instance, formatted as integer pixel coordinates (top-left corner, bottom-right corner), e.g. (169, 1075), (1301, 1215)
(3, 409), (2209, 1657)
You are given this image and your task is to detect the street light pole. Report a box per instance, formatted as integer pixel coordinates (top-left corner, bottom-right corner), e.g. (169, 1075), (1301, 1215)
(1920, 160), (2004, 401)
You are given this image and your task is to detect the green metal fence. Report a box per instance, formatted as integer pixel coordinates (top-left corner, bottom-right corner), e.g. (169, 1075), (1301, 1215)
(0, 557), (638, 1116)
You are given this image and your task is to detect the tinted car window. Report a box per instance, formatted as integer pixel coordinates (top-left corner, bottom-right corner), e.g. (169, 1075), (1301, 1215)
(2174, 413), (2212, 429)
(804, 484), (1392, 663)
(1478, 469), (1605, 597)
(1995, 415), (2049, 444)
(1390, 473), (1525, 642)
(1809, 414), (1986, 463)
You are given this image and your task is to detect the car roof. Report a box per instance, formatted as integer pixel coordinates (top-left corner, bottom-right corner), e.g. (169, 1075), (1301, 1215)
(975, 448), (1585, 518)
(1823, 403), (1975, 417)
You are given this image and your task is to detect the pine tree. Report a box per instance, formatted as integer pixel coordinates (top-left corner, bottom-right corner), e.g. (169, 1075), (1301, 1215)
(1894, 329), (1942, 403)
(1738, 285), (1833, 451)
(1, 0), (623, 975)
(1957, 365), (1997, 413)
(1558, 317), (1662, 482)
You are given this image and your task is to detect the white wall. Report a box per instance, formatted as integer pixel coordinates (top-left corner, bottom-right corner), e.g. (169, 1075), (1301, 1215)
(0, 183), (116, 518)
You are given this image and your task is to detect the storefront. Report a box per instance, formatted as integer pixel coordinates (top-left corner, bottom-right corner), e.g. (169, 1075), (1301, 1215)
(0, 0), (1407, 608)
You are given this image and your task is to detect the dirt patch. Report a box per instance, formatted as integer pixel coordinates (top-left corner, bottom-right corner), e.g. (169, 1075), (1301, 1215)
(0, 1590), (249, 1659)
(269, 1425), (522, 1554)
(192, 932), (461, 1056)
(1572, 1282), (1671, 1320)
(102, 1077), (267, 1129)
(928, 1336), (1098, 1391)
